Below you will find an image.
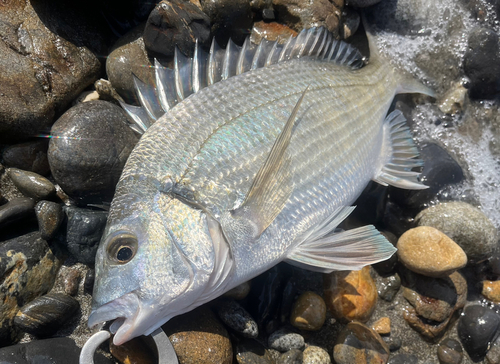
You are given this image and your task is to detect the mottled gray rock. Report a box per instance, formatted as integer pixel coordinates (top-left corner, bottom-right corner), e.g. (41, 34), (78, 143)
(48, 101), (139, 205)
(268, 328), (305, 352)
(7, 168), (56, 201)
(216, 300), (259, 338)
(277, 349), (303, 364)
(416, 201), (498, 263)
(14, 293), (79, 337)
(236, 338), (275, 364)
(0, 197), (35, 229)
(65, 206), (108, 265)
(35, 200), (63, 240)
(0, 232), (61, 345)
(302, 346), (331, 364)
(1, 140), (50, 176)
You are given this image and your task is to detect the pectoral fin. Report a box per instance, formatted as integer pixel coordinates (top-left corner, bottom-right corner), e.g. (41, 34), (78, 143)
(221, 88), (308, 241)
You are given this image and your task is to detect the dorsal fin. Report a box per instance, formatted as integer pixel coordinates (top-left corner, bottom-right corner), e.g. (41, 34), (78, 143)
(121, 27), (365, 134)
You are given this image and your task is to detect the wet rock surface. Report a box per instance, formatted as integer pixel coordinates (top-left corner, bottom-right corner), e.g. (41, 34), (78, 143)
(7, 168), (56, 201)
(289, 291), (326, 331)
(437, 338), (464, 364)
(34, 200), (64, 240)
(1, 140), (50, 176)
(0, 197), (35, 229)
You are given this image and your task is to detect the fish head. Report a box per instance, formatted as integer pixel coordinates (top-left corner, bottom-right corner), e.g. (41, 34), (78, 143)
(89, 177), (228, 345)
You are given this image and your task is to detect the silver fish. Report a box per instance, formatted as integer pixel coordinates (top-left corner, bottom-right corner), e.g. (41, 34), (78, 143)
(88, 27), (434, 345)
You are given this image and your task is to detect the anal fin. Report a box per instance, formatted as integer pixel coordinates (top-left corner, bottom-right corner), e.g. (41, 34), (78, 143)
(373, 110), (428, 190)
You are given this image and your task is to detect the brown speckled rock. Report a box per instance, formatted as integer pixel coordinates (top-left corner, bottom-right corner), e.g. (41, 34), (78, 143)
(371, 317), (391, 335)
(482, 280), (500, 303)
(163, 306), (232, 364)
(303, 345), (331, 364)
(290, 291), (326, 331)
(323, 266), (377, 323)
(250, 21), (298, 45)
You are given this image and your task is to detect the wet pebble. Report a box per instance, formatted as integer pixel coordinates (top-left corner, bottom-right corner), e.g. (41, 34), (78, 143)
(216, 299), (259, 338)
(0, 197), (35, 229)
(277, 348), (303, 364)
(7, 168), (56, 201)
(376, 273), (401, 302)
(268, 328), (305, 352)
(84, 269), (95, 294)
(0, 337), (113, 364)
(110, 336), (156, 364)
(48, 100), (139, 205)
(2, 140), (50, 176)
(323, 266), (377, 323)
(388, 354), (418, 364)
(224, 281), (251, 300)
(397, 226), (467, 277)
(14, 293), (78, 337)
(62, 268), (81, 296)
(236, 338), (275, 364)
(302, 346), (331, 364)
(457, 305), (500, 361)
(415, 201), (498, 263)
(333, 321), (389, 364)
(250, 21), (298, 45)
(34, 200), (63, 240)
(437, 338), (463, 364)
(290, 291), (326, 331)
(143, 0), (211, 59)
(482, 280), (500, 303)
(163, 306), (232, 364)
(382, 335), (402, 352)
(371, 317), (391, 335)
(64, 206), (108, 265)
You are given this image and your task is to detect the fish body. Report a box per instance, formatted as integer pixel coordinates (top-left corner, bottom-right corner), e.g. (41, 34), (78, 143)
(89, 28), (433, 345)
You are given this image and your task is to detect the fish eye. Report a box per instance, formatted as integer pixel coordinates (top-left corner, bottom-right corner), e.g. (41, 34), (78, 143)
(107, 233), (138, 264)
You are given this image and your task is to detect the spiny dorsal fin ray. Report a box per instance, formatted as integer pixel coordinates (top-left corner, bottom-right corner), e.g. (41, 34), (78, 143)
(121, 28), (364, 134)
(220, 87), (309, 243)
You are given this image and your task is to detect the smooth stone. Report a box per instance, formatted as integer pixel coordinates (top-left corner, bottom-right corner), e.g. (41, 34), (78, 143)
(371, 317), (391, 335)
(382, 336), (402, 352)
(2, 140), (50, 176)
(402, 271), (467, 341)
(0, 232), (61, 345)
(34, 200), (63, 240)
(236, 338), (275, 364)
(464, 27), (500, 99)
(0, 197), (35, 228)
(224, 281), (251, 300)
(397, 226), (467, 277)
(277, 348), (303, 364)
(250, 21), (298, 45)
(65, 206), (108, 265)
(376, 273), (401, 302)
(390, 143), (464, 210)
(388, 354), (418, 364)
(48, 100), (139, 205)
(0, 337), (112, 364)
(333, 321), (389, 364)
(216, 299), (259, 338)
(143, 0), (211, 59)
(106, 24), (154, 104)
(415, 201), (498, 263)
(271, 0), (342, 35)
(268, 328), (305, 352)
(482, 280), (500, 303)
(302, 346), (331, 364)
(14, 292), (78, 336)
(457, 305), (500, 361)
(163, 306), (232, 364)
(110, 336), (156, 364)
(341, 7), (360, 38)
(437, 338), (463, 364)
(84, 269), (95, 294)
(290, 291), (326, 331)
(62, 268), (81, 296)
(323, 266), (377, 323)
(7, 168), (56, 201)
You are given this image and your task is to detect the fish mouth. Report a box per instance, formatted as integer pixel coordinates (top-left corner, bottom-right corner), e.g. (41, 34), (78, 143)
(88, 292), (144, 345)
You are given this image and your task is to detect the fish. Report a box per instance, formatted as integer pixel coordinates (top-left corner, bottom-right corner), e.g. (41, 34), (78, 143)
(88, 26), (434, 345)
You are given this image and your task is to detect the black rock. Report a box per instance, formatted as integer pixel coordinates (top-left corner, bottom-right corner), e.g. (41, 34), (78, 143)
(84, 268), (96, 294)
(388, 353), (418, 364)
(35, 200), (64, 240)
(457, 305), (500, 361)
(216, 299), (259, 338)
(144, 0), (211, 59)
(464, 27), (500, 99)
(7, 168), (56, 201)
(0, 337), (113, 363)
(0, 197), (35, 229)
(381, 200), (415, 237)
(65, 206), (108, 265)
(390, 143), (464, 210)
(437, 338), (463, 364)
(377, 273), (401, 302)
(348, 181), (388, 226)
(382, 335), (402, 352)
(14, 293), (79, 337)
(235, 338), (275, 364)
(2, 140), (50, 176)
(48, 101), (139, 205)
